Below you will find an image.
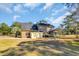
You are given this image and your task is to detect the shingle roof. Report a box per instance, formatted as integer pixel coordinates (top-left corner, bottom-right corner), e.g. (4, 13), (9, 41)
(37, 23), (53, 27)
(20, 22), (53, 31)
(20, 23), (33, 30)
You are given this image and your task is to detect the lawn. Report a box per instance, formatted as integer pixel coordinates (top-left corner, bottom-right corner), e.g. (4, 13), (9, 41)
(0, 39), (21, 51)
(0, 39), (29, 51)
(58, 35), (79, 39)
(66, 40), (79, 46)
(0, 39), (79, 56)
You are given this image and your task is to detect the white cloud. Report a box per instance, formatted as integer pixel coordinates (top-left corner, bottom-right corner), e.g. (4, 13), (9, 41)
(14, 4), (21, 12)
(14, 3), (40, 13)
(14, 4), (27, 14)
(52, 12), (71, 24)
(24, 3), (40, 10)
(52, 5), (76, 16)
(43, 3), (54, 10)
(13, 15), (21, 21)
(0, 4), (13, 14)
(52, 6), (67, 16)
(45, 16), (55, 24)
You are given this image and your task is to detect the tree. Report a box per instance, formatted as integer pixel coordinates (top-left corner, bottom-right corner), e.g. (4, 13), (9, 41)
(11, 22), (21, 28)
(63, 15), (76, 35)
(0, 23), (11, 35)
(11, 22), (21, 37)
(65, 3), (76, 8)
(28, 21), (33, 24)
(37, 20), (48, 24)
(64, 4), (79, 35)
(11, 27), (21, 34)
(59, 24), (64, 35)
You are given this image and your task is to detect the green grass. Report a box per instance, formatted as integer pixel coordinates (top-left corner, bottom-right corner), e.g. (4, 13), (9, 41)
(71, 41), (79, 46)
(66, 40), (79, 46)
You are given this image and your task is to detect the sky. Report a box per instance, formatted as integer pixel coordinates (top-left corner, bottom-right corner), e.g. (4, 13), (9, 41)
(0, 3), (76, 28)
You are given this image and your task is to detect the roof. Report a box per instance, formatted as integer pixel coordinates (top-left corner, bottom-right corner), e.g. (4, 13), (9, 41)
(20, 23), (33, 30)
(37, 23), (53, 27)
(20, 22), (53, 31)
(49, 29), (58, 32)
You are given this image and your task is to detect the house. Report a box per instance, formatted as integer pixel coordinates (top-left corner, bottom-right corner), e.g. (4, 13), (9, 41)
(20, 22), (53, 38)
(30, 31), (43, 39)
(32, 23), (53, 32)
(32, 23), (53, 37)
(49, 29), (59, 35)
(37, 23), (53, 32)
(20, 23), (43, 39)
(20, 23), (32, 38)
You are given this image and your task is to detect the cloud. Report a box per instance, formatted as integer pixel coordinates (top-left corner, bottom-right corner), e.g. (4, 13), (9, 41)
(14, 3), (40, 13)
(52, 12), (71, 24)
(13, 15), (21, 21)
(43, 3), (54, 10)
(45, 16), (54, 24)
(23, 3), (40, 10)
(14, 4), (27, 14)
(45, 6), (68, 24)
(0, 4), (13, 14)
(51, 5), (76, 17)
(50, 6), (76, 24)
(14, 4), (21, 12)
(52, 6), (67, 16)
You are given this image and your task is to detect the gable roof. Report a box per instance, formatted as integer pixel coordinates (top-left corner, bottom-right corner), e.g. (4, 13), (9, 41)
(20, 23), (33, 30)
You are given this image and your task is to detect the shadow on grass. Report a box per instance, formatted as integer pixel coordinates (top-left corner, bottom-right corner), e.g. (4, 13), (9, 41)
(0, 40), (79, 56)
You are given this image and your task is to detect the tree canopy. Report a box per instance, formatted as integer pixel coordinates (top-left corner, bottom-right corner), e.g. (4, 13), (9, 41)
(0, 23), (11, 35)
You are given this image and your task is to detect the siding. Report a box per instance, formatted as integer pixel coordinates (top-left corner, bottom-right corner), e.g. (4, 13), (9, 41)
(31, 32), (43, 39)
